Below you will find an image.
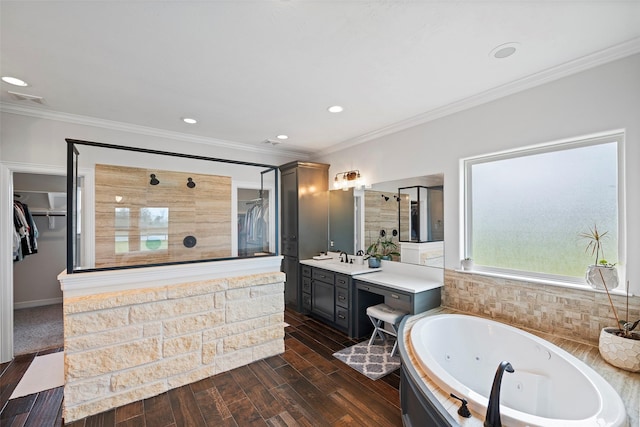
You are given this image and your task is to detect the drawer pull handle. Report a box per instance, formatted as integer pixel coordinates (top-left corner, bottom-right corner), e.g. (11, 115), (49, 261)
(338, 280), (346, 284)
(391, 294), (399, 299)
(338, 295), (346, 300)
(338, 314), (346, 319)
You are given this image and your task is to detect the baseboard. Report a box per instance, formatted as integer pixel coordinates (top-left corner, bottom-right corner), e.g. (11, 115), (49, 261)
(14, 297), (63, 310)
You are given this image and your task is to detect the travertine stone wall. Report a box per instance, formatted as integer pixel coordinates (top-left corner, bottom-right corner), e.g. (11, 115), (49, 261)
(63, 271), (285, 422)
(443, 269), (640, 345)
(364, 190), (402, 254)
(95, 164), (232, 268)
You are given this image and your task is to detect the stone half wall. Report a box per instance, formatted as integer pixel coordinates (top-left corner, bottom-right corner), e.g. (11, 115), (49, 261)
(62, 271), (285, 422)
(443, 269), (640, 346)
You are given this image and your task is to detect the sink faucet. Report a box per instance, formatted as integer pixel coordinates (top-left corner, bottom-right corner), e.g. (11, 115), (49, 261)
(484, 361), (514, 427)
(339, 251), (349, 263)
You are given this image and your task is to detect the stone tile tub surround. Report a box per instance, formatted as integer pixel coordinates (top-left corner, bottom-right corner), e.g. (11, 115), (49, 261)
(443, 269), (640, 346)
(58, 259), (285, 423)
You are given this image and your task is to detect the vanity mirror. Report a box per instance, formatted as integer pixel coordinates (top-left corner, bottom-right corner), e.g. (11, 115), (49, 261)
(328, 174), (443, 267)
(364, 174), (444, 268)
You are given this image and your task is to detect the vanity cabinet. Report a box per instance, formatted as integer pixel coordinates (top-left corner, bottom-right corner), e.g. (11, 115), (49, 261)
(279, 161), (329, 311)
(353, 279), (441, 339)
(303, 266), (352, 333)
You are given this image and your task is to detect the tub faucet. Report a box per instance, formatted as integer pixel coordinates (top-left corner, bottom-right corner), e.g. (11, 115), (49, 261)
(484, 361), (514, 427)
(339, 251), (349, 263)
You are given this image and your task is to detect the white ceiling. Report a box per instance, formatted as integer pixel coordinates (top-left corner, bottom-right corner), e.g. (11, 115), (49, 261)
(1, 1), (640, 156)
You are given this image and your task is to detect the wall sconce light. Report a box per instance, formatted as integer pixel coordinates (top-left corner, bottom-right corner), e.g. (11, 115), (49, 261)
(393, 195), (400, 202)
(381, 194), (389, 201)
(333, 170), (364, 190)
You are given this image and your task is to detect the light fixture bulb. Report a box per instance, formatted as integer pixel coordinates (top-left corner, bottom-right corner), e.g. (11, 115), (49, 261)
(328, 105), (344, 113)
(2, 76), (28, 86)
(276, 134), (288, 140)
(182, 117), (197, 124)
(489, 42), (519, 59)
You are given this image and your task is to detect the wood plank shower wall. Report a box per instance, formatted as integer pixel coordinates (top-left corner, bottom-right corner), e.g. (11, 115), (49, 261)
(95, 164), (231, 268)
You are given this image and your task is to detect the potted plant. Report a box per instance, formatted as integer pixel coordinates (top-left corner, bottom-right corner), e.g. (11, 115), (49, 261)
(579, 224), (619, 290)
(597, 280), (640, 372)
(580, 225), (640, 372)
(365, 237), (400, 268)
(461, 257), (474, 271)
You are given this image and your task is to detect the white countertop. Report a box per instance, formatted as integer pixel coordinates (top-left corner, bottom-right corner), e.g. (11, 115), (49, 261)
(354, 271), (442, 294)
(300, 257), (443, 294)
(300, 258), (380, 275)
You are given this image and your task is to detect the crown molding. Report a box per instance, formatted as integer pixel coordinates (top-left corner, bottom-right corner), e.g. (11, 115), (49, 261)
(317, 37), (640, 157)
(0, 103), (310, 160)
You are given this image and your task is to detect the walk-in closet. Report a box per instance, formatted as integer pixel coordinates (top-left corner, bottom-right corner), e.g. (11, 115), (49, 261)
(12, 173), (66, 356)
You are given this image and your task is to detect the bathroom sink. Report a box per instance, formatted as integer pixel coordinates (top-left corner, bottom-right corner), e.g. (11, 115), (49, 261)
(301, 257), (379, 275)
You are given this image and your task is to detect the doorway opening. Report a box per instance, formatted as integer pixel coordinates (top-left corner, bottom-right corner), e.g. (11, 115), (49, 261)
(12, 172), (67, 356)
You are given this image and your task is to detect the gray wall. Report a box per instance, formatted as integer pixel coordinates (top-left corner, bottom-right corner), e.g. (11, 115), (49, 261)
(316, 53), (640, 294)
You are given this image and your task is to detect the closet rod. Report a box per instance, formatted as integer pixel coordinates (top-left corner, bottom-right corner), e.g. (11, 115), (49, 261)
(32, 212), (66, 217)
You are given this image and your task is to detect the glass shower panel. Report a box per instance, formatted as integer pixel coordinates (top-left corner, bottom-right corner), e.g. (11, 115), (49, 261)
(67, 139), (278, 272)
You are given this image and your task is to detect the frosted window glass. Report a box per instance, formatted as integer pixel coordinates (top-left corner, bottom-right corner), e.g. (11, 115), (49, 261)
(469, 141), (617, 278)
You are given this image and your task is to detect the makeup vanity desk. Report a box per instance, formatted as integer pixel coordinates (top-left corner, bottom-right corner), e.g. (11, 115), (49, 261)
(299, 258), (443, 339)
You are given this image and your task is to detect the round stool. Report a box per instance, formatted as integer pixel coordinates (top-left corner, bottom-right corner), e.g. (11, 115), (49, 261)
(366, 303), (408, 357)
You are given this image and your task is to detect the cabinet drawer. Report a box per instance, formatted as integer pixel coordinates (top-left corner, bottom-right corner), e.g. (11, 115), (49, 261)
(312, 269), (335, 284)
(335, 307), (348, 329)
(387, 291), (411, 303)
(301, 265), (312, 277)
(357, 282), (412, 303)
(302, 277), (311, 293)
(302, 293), (312, 311)
(335, 274), (349, 288)
(336, 286), (349, 309)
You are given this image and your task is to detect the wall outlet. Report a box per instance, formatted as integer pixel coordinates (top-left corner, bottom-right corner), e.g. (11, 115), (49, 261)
(330, 241), (334, 247)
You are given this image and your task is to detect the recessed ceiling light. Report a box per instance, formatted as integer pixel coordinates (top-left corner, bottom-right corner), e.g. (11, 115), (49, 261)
(276, 134), (289, 140)
(2, 76), (28, 87)
(328, 105), (344, 113)
(182, 117), (197, 124)
(489, 42), (519, 59)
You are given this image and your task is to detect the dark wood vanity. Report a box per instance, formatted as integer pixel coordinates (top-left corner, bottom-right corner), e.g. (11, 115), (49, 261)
(300, 260), (442, 339)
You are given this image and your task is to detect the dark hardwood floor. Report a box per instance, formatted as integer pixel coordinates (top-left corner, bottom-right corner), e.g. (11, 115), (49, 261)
(1, 309), (402, 426)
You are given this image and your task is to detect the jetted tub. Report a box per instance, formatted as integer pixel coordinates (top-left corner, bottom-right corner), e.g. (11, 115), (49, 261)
(409, 314), (627, 427)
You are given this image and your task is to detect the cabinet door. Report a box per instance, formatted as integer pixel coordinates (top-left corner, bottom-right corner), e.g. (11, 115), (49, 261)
(312, 280), (334, 321)
(281, 169), (298, 256)
(282, 255), (298, 307)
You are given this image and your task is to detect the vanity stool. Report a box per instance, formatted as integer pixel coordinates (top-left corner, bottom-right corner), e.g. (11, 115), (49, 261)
(366, 303), (408, 357)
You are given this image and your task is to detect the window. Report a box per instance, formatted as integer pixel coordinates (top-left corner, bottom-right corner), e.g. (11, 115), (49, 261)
(464, 132), (623, 284)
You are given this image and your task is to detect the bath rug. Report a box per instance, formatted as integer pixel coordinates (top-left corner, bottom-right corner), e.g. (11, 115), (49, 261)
(333, 340), (400, 380)
(10, 351), (64, 399)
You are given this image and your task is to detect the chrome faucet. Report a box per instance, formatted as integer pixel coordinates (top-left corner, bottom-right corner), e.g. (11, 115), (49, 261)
(339, 251), (349, 263)
(484, 361), (514, 427)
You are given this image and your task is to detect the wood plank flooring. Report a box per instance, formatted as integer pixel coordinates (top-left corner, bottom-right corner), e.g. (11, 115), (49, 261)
(1, 309), (402, 426)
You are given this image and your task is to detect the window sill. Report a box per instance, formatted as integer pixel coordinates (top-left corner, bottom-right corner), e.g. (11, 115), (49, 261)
(454, 268), (632, 297)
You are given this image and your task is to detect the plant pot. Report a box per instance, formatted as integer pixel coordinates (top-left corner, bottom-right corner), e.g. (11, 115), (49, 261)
(461, 259), (474, 271)
(381, 255), (391, 261)
(368, 257), (381, 268)
(585, 265), (619, 290)
(598, 327), (640, 372)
